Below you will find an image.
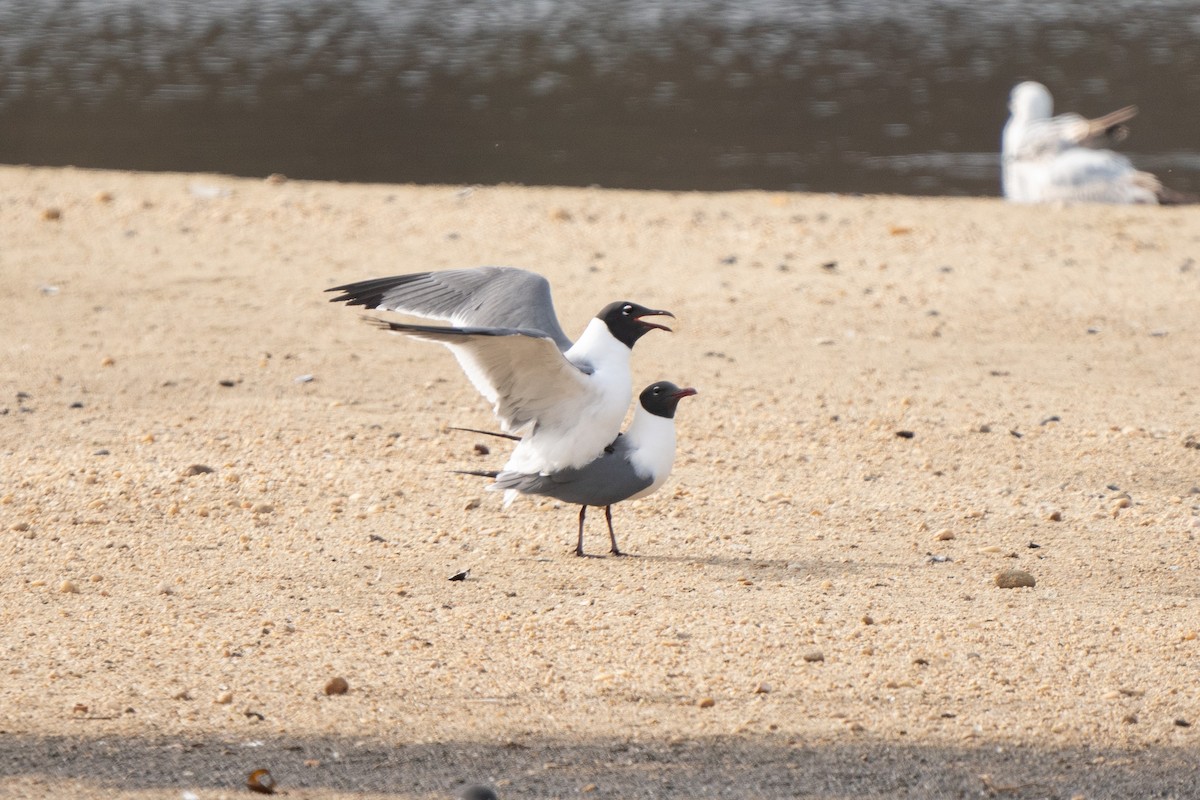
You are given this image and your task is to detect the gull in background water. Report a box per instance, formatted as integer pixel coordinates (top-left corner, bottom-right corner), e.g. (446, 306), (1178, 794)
(458, 381), (697, 557)
(326, 267), (673, 475)
(1002, 81), (1190, 205)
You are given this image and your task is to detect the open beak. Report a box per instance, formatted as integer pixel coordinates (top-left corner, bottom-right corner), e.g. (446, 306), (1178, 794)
(634, 308), (675, 333)
(672, 387), (698, 400)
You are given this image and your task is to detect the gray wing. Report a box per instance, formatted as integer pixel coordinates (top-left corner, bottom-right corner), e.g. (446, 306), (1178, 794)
(369, 319), (591, 435)
(1018, 107), (1138, 159)
(328, 267), (574, 351)
(493, 436), (653, 507)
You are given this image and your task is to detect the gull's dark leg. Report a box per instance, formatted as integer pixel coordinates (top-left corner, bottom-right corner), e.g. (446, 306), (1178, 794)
(605, 505), (624, 556)
(575, 505), (587, 557)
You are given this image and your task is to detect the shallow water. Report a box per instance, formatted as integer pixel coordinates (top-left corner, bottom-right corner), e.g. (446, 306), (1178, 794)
(3, 0), (1200, 195)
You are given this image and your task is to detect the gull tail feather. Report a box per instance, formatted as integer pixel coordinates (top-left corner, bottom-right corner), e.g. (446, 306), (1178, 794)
(447, 426), (521, 441)
(452, 469), (501, 479)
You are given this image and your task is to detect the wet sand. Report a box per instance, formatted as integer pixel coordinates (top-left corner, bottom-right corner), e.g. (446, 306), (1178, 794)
(1, 165), (1197, 798)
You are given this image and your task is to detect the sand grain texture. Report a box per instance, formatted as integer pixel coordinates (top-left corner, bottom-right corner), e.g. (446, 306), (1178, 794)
(1, 166), (1198, 798)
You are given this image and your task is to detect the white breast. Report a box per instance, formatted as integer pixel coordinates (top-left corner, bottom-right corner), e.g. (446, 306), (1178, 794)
(621, 407), (678, 502)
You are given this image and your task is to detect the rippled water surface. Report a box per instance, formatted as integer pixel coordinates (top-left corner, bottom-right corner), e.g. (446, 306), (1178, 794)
(3, 0), (1200, 195)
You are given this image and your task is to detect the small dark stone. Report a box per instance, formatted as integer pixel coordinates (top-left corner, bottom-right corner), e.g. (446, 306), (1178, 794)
(474, 443), (490, 456)
(821, 261), (838, 271)
(94, 449), (110, 456)
(368, 534), (386, 542)
(183, 464), (214, 476)
(719, 255), (737, 265)
(461, 787), (499, 800)
(1009, 430), (1023, 438)
(895, 430), (914, 439)
(449, 569), (470, 582)
(1028, 542), (1041, 549)
(1039, 415), (1061, 425)
(218, 379), (236, 387)
(69, 401), (84, 409)
(1175, 718), (1192, 728)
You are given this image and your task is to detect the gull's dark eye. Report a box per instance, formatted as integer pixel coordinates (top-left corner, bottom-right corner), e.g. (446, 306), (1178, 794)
(622, 304), (633, 315)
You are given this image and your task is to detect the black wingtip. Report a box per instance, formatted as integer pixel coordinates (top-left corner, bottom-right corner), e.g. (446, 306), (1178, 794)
(361, 314), (395, 330)
(326, 274), (424, 307)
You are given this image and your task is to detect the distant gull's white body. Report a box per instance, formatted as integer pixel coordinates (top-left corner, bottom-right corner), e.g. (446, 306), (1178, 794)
(1002, 81), (1159, 205)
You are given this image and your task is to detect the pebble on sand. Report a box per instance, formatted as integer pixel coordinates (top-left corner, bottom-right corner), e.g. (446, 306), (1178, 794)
(58, 580), (78, 594)
(697, 697), (715, 708)
(460, 786), (499, 800)
(994, 569), (1036, 589)
(183, 464), (214, 476)
(803, 649), (825, 662)
(324, 676), (350, 696)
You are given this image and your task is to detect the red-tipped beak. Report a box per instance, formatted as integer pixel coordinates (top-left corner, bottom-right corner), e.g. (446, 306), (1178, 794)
(635, 309), (674, 333)
(672, 387), (698, 399)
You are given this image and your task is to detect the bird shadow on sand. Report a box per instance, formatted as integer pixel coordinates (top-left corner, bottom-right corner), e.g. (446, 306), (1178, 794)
(610, 550), (900, 582)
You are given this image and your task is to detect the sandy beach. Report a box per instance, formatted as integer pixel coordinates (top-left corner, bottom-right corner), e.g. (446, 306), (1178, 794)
(1, 165), (1197, 798)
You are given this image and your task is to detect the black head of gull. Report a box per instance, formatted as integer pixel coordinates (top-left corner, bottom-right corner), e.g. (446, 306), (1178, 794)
(638, 381), (697, 420)
(597, 301), (674, 348)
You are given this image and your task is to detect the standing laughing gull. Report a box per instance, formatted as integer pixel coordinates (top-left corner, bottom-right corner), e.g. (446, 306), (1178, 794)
(459, 381), (697, 557)
(1001, 81), (1182, 204)
(326, 267), (673, 473)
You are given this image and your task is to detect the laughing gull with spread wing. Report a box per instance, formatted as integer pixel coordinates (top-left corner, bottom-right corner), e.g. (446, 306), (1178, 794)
(326, 267), (673, 474)
(459, 381), (697, 557)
